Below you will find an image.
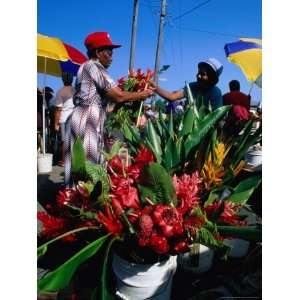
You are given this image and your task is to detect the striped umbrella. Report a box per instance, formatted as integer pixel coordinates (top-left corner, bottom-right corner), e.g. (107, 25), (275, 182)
(37, 33), (87, 154)
(37, 33), (87, 77)
(224, 38), (262, 88)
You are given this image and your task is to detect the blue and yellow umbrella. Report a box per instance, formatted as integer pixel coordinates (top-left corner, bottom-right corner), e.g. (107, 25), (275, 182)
(224, 38), (262, 87)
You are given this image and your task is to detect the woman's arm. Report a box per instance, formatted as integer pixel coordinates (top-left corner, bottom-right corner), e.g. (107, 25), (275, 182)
(106, 86), (153, 103)
(148, 80), (184, 101)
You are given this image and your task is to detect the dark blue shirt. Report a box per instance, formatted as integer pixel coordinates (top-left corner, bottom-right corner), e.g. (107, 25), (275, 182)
(183, 82), (223, 111)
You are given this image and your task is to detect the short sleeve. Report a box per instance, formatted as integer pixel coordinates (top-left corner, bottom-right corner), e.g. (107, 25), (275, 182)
(55, 91), (63, 107)
(86, 63), (117, 92)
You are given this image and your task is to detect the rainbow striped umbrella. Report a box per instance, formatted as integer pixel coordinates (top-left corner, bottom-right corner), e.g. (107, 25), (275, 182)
(37, 33), (87, 77)
(37, 34), (87, 154)
(224, 38), (262, 87)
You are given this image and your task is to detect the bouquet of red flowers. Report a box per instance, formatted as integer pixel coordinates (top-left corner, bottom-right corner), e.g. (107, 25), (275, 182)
(117, 68), (154, 92)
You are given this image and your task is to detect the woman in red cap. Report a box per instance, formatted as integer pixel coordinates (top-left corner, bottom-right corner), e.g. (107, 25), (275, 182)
(64, 32), (153, 186)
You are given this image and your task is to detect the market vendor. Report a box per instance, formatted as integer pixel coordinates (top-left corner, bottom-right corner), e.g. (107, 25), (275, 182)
(149, 58), (223, 111)
(64, 31), (153, 186)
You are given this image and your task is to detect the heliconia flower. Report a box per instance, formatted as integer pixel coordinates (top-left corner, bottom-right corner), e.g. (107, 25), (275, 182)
(152, 205), (183, 238)
(37, 212), (74, 241)
(204, 200), (244, 225)
(56, 188), (80, 209)
(111, 198), (124, 216)
(98, 205), (123, 236)
(149, 234), (170, 254)
(108, 155), (124, 175)
(145, 69), (154, 81)
(136, 68), (144, 81)
(183, 215), (206, 236)
(134, 146), (155, 165)
(173, 172), (201, 215)
(173, 239), (190, 254)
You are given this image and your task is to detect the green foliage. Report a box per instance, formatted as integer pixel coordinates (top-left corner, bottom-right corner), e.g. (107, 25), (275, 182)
(195, 226), (224, 250)
(138, 162), (177, 206)
(184, 106), (232, 158)
(229, 175), (262, 205)
(217, 225), (261, 242)
(38, 235), (110, 293)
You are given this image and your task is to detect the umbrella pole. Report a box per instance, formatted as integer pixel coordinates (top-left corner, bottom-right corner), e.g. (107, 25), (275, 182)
(248, 81), (254, 96)
(42, 57), (47, 154)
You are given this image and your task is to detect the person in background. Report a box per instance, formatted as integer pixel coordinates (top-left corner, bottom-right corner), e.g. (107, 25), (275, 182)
(223, 79), (251, 112)
(150, 58), (223, 111)
(222, 80), (251, 138)
(54, 72), (75, 167)
(64, 31), (153, 186)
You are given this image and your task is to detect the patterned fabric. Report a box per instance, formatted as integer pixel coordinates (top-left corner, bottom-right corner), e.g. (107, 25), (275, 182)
(64, 60), (117, 186)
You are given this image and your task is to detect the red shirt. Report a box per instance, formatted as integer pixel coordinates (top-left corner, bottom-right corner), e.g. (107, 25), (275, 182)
(223, 91), (251, 111)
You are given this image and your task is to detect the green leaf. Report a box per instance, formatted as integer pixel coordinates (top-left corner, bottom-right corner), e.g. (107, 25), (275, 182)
(217, 225), (261, 242)
(232, 125), (262, 166)
(37, 245), (48, 258)
(168, 110), (174, 139)
(194, 227), (224, 250)
(144, 137), (162, 163)
(137, 184), (158, 205)
(138, 162), (177, 206)
(184, 106), (231, 159)
(204, 190), (219, 207)
(163, 137), (180, 171)
(185, 81), (195, 105)
(229, 175), (262, 205)
(71, 137), (86, 176)
(38, 234), (110, 293)
(179, 107), (194, 137)
(110, 140), (122, 158)
(146, 120), (162, 157)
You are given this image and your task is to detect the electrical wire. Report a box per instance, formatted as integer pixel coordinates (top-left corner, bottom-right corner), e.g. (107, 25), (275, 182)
(172, 0), (212, 22)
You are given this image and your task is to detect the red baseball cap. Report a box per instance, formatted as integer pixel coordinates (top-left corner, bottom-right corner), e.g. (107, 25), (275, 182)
(84, 32), (121, 51)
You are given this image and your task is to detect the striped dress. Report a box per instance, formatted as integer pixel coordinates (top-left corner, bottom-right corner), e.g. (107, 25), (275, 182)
(64, 59), (117, 186)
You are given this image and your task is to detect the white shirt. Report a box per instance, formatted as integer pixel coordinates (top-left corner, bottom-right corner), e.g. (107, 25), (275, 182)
(55, 86), (75, 123)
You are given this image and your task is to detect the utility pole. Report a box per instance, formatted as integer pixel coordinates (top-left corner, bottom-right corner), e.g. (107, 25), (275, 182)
(153, 0), (167, 105)
(129, 0), (139, 71)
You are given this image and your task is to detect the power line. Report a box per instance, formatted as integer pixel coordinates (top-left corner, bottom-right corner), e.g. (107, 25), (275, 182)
(172, 0), (212, 22)
(170, 25), (242, 38)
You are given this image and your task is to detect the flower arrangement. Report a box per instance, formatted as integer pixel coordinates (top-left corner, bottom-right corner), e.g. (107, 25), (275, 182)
(37, 83), (261, 298)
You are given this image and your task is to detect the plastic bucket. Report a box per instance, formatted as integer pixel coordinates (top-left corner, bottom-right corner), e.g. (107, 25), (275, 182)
(112, 254), (177, 300)
(245, 147), (262, 167)
(37, 153), (53, 174)
(224, 238), (250, 258)
(177, 244), (214, 274)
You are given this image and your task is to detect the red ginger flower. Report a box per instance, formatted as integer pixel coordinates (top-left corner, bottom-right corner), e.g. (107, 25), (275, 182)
(173, 172), (201, 215)
(152, 205), (183, 238)
(98, 205), (123, 236)
(149, 234), (170, 254)
(173, 239), (190, 254)
(37, 212), (75, 241)
(108, 155), (124, 175)
(183, 215), (206, 237)
(205, 200), (245, 225)
(56, 188), (80, 209)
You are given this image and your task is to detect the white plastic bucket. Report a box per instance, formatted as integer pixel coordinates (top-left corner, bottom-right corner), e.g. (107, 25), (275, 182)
(177, 244), (214, 274)
(224, 238), (250, 258)
(245, 147), (262, 167)
(112, 254), (177, 300)
(37, 153), (53, 174)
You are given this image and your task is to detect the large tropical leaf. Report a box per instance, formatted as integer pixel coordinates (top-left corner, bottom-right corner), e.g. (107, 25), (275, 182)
(38, 234), (110, 293)
(146, 120), (162, 157)
(232, 125), (262, 166)
(168, 111), (174, 139)
(138, 162), (177, 206)
(163, 137), (181, 171)
(194, 226), (225, 250)
(178, 106), (194, 137)
(71, 137), (86, 176)
(217, 225), (261, 242)
(229, 175), (262, 205)
(184, 106), (231, 159)
(91, 237), (118, 300)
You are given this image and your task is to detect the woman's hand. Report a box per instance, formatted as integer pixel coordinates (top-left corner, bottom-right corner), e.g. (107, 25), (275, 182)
(147, 80), (157, 91)
(138, 89), (153, 100)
